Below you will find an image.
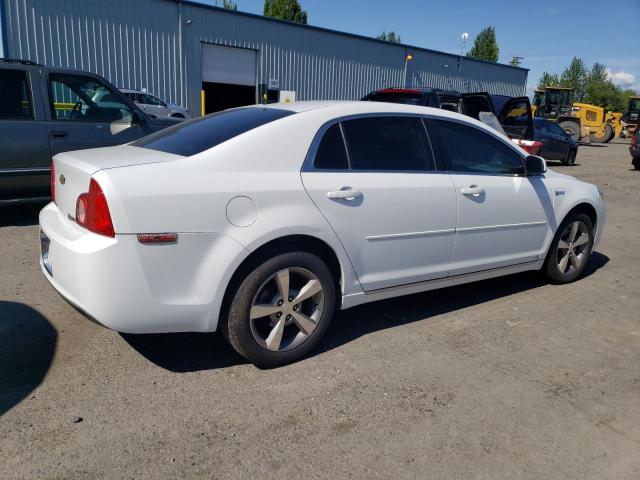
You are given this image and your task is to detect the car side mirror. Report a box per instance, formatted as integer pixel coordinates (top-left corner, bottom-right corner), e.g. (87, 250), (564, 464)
(526, 155), (547, 175)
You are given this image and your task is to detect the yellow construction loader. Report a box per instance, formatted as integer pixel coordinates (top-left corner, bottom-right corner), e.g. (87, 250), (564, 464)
(532, 87), (623, 143)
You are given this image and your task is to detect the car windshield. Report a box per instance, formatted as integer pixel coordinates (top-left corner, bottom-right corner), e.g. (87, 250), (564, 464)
(132, 107), (295, 156)
(364, 91), (422, 106)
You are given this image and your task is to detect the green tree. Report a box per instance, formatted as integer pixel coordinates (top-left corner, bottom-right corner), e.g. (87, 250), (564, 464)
(466, 27), (499, 63)
(536, 72), (560, 90)
(376, 31), (401, 43)
(585, 80), (621, 110)
(216, 0), (238, 9)
(263, 0), (307, 24)
(560, 57), (588, 100)
(588, 62), (608, 83)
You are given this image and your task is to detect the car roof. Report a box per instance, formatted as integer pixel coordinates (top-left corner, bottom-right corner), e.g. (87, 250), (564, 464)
(260, 100), (496, 127)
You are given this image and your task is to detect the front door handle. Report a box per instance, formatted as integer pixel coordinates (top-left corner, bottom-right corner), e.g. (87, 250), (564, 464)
(460, 185), (485, 197)
(51, 130), (68, 139)
(327, 189), (363, 200)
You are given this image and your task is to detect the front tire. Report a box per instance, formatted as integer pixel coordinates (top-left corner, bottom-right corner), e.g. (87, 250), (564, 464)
(565, 149), (577, 165)
(222, 252), (336, 368)
(543, 213), (594, 284)
(589, 124), (614, 143)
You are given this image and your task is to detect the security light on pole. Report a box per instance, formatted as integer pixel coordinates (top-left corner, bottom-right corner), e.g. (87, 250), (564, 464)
(403, 51), (413, 88)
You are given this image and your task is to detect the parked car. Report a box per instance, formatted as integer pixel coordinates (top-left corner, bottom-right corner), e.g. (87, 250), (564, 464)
(120, 89), (191, 119)
(631, 128), (640, 170)
(363, 88), (540, 154)
(40, 101), (606, 367)
(0, 59), (180, 202)
(534, 118), (579, 165)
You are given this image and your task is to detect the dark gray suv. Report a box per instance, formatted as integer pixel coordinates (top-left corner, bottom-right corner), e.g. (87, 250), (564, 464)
(0, 59), (180, 202)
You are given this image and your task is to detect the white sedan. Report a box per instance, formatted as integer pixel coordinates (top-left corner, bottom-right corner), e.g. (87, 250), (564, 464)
(40, 101), (606, 367)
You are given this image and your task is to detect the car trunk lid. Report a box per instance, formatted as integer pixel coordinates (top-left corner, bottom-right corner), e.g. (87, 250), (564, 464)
(52, 145), (183, 221)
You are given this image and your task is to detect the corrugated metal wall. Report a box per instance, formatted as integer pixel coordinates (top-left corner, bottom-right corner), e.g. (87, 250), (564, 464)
(1, 0), (528, 115)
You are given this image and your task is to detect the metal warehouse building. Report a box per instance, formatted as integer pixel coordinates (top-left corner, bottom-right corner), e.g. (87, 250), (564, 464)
(0, 0), (528, 115)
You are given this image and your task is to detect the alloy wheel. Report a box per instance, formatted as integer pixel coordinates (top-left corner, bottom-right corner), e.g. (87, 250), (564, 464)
(249, 267), (325, 352)
(556, 220), (590, 275)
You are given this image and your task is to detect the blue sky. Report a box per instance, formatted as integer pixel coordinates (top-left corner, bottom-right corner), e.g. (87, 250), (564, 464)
(201, 0), (640, 94)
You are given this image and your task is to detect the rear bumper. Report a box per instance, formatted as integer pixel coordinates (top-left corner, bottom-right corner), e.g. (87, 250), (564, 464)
(39, 202), (248, 334)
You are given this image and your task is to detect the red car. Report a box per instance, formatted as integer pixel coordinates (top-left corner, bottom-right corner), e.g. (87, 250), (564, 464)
(631, 129), (640, 170)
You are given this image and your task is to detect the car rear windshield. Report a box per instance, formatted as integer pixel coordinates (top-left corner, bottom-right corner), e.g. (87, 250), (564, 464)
(364, 91), (422, 106)
(132, 107), (295, 156)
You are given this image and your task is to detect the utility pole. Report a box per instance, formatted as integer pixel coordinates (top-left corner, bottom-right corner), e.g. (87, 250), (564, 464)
(510, 55), (524, 67)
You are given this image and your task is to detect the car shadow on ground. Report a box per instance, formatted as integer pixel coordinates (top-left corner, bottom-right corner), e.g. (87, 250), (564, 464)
(0, 301), (57, 416)
(122, 252), (609, 372)
(315, 252), (609, 356)
(121, 331), (248, 372)
(0, 200), (48, 227)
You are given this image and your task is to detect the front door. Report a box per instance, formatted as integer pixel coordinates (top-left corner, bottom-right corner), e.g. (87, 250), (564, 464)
(45, 72), (147, 156)
(498, 96), (534, 140)
(428, 118), (552, 276)
(302, 116), (457, 291)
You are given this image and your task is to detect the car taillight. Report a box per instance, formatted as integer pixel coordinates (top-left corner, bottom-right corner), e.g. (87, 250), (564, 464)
(75, 179), (115, 237)
(50, 160), (56, 203)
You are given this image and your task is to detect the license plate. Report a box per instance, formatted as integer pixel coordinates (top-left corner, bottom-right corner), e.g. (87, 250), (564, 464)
(40, 230), (52, 276)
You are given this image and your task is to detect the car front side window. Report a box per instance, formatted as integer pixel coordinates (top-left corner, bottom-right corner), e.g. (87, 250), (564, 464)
(432, 119), (524, 175)
(49, 73), (134, 123)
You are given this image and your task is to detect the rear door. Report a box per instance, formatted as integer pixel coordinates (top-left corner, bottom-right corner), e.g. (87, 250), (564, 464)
(302, 115), (457, 291)
(45, 72), (149, 156)
(0, 67), (52, 199)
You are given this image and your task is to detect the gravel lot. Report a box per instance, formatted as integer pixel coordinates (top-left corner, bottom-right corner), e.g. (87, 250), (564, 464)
(1, 140), (639, 479)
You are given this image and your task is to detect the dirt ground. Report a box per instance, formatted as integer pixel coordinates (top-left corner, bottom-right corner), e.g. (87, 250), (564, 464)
(1, 140), (639, 479)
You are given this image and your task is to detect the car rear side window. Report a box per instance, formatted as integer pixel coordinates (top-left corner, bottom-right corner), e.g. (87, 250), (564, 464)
(0, 69), (34, 119)
(431, 119), (523, 175)
(341, 117), (435, 171)
(314, 124), (349, 169)
(133, 107), (295, 156)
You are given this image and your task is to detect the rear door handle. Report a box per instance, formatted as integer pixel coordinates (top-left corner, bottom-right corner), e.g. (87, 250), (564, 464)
(460, 185), (485, 197)
(327, 189), (363, 200)
(51, 130), (68, 139)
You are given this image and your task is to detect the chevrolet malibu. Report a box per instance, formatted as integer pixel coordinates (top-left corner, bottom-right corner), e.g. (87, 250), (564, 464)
(39, 101), (606, 367)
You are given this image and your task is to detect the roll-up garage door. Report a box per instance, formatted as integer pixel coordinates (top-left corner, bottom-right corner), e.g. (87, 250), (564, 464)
(202, 44), (257, 87)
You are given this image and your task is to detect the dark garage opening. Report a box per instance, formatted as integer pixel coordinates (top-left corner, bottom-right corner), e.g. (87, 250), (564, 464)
(202, 82), (256, 114)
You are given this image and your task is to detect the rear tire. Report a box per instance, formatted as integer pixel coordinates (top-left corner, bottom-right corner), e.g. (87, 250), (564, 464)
(222, 252), (336, 368)
(543, 212), (594, 284)
(559, 121), (581, 142)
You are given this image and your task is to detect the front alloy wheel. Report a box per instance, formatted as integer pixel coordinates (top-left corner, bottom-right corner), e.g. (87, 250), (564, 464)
(556, 221), (590, 275)
(544, 213), (594, 284)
